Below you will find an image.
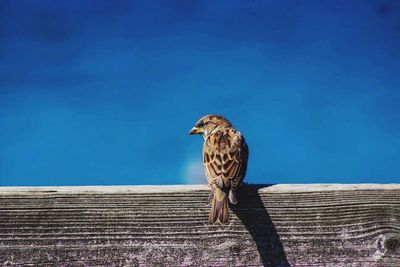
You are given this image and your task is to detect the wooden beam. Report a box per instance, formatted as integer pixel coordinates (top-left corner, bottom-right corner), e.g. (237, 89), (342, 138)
(1, 184), (399, 266)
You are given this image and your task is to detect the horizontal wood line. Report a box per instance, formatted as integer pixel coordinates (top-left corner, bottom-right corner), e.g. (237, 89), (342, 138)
(2, 228), (399, 245)
(2, 223), (399, 237)
(1, 219), (396, 233)
(1, 201), (396, 209)
(0, 204), (397, 212)
(1, 218), (396, 228)
(283, 229), (400, 242)
(2, 193), (399, 200)
(2, 205), (399, 213)
(3, 198), (400, 204)
(0, 230), (250, 239)
(0, 234), (249, 243)
(1, 186), (398, 195)
(2, 192), (398, 199)
(2, 208), (397, 217)
(0, 200), (381, 205)
(1, 206), (397, 214)
(2, 215), (398, 223)
(2, 225), (400, 239)
(2, 207), (397, 215)
(1, 200), (396, 207)
(0, 217), (397, 233)
(1, 213), (398, 226)
(6, 261), (395, 267)
(0, 233), (395, 246)
(0, 243), (202, 250)
(284, 262), (399, 266)
(0, 258), (265, 267)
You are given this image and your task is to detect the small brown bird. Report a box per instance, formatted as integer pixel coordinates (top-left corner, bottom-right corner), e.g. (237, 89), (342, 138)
(189, 115), (248, 224)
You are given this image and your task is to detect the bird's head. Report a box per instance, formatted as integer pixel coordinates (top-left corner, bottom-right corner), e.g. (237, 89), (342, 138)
(189, 114), (232, 138)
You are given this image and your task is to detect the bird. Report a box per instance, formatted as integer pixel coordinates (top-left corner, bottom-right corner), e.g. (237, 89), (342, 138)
(189, 115), (248, 224)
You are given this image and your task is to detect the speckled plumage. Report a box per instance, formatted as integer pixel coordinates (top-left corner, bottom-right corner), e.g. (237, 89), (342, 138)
(189, 115), (249, 224)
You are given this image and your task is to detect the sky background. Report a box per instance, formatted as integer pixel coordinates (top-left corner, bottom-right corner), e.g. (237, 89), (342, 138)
(0, 0), (399, 186)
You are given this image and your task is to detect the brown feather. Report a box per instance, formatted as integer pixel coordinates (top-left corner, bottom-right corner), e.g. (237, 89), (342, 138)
(209, 187), (229, 224)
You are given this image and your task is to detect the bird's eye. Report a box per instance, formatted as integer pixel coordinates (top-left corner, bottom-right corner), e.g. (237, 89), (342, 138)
(198, 122), (205, 127)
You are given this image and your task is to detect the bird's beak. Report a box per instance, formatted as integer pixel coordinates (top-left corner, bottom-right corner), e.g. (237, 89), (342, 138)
(189, 127), (201, 135)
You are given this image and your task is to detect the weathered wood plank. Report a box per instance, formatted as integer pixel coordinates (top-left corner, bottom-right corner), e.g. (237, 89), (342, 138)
(0, 184), (399, 266)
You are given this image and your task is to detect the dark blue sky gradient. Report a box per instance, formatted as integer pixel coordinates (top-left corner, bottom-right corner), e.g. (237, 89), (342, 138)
(0, 1), (399, 186)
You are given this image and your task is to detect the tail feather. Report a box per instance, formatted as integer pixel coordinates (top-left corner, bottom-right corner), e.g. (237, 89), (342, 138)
(209, 188), (229, 224)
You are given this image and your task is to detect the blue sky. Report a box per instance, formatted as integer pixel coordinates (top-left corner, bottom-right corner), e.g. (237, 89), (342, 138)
(0, 0), (399, 186)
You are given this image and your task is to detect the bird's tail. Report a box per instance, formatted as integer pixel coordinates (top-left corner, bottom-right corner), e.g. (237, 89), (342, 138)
(209, 188), (229, 224)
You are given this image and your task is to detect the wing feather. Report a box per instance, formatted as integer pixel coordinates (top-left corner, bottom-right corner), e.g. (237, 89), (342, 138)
(203, 128), (248, 191)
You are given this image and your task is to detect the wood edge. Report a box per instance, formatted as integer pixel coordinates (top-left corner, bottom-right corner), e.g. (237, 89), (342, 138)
(0, 183), (399, 194)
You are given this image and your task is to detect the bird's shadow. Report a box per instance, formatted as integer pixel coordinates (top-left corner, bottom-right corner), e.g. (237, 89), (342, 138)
(231, 184), (290, 267)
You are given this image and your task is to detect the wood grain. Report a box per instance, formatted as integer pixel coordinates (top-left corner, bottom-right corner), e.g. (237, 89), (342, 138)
(0, 184), (399, 266)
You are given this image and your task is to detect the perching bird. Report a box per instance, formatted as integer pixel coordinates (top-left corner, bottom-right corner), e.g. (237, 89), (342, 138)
(189, 115), (248, 224)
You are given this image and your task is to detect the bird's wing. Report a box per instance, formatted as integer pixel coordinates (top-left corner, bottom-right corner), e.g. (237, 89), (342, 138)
(231, 132), (248, 193)
(203, 129), (248, 190)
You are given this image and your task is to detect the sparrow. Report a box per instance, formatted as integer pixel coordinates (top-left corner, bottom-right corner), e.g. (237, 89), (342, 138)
(189, 115), (249, 224)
